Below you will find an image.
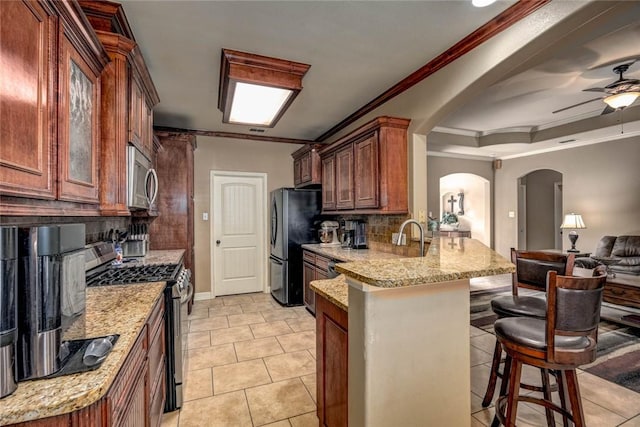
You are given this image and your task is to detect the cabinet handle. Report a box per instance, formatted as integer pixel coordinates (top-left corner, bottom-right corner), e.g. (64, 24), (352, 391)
(216, 240), (221, 245)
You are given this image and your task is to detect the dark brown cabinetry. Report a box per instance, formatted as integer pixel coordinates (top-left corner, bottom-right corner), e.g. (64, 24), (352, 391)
(316, 293), (348, 427)
(0, 0), (57, 201)
(335, 145), (354, 210)
(0, 0), (109, 215)
(151, 133), (196, 299)
(292, 145), (321, 188)
(8, 297), (166, 427)
(302, 250), (332, 314)
(319, 116), (410, 215)
(321, 156), (336, 211)
(80, 0), (160, 216)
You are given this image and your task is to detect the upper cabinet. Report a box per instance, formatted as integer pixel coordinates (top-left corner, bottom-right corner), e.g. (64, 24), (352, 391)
(0, 0), (108, 215)
(80, 0), (160, 216)
(0, 0), (108, 214)
(292, 144), (321, 188)
(319, 116), (410, 214)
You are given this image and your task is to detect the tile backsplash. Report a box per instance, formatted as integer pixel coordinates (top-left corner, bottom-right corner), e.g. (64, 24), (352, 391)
(333, 213), (425, 256)
(0, 216), (131, 244)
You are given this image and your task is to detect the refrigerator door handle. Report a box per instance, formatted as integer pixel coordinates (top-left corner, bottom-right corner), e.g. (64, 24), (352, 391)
(271, 199), (277, 247)
(270, 255), (283, 265)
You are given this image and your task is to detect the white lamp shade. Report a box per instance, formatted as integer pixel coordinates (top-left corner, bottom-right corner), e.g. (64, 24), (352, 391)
(560, 213), (586, 229)
(604, 92), (640, 109)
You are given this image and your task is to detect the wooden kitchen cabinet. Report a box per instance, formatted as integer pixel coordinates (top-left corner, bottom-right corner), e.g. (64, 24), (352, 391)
(292, 144), (321, 188)
(302, 250), (333, 315)
(316, 293), (348, 427)
(0, 0), (109, 215)
(319, 116), (410, 214)
(0, 0), (57, 201)
(321, 155), (336, 211)
(80, 0), (160, 216)
(335, 145), (355, 210)
(151, 132), (196, 307)
(354, 135), (378, 209)
(57, 25), (102, 204)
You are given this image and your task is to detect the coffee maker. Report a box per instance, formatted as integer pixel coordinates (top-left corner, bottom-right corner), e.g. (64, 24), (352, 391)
(16, 224), (86, 380)
(352, 220), (368, 249)
(1, 227), (18, 399)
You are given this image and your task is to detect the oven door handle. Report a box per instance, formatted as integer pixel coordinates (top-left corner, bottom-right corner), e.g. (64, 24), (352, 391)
(173, 292), (183, 385)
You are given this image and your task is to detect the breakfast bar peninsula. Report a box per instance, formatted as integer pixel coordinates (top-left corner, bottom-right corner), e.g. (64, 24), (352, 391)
(313, 238), (515, 427)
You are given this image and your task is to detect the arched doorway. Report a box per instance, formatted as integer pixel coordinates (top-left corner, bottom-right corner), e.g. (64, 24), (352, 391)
(439, 173), (490, 246)
(517, 169), (563, 250)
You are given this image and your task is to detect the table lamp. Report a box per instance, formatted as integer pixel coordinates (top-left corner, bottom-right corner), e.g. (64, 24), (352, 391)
(560, 213), (586, 252)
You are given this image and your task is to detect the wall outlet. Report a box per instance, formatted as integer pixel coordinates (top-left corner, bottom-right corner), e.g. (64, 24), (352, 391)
(418, 210), (426, 222)
(392, 233), (406, 245)
(202, 212), (209, 221)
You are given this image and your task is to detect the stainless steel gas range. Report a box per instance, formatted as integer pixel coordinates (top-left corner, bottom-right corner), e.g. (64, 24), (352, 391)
(85, 242), (192, 412)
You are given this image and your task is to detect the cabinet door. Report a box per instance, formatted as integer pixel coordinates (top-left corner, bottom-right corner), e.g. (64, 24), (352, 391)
(300, 152), (312, 183)
(303, 261), (316, 313)
(118, 364), (148, 427)
(354, 135), (379, 209)
(321, 155), (336, 211)
(293, 158), (302, 186)
(129, 74), (143, 148)
(57, 30), (100, 203)
(335, 145), (354, 210)
(316, 294), (348, 427)
(0, 0), (56, 199)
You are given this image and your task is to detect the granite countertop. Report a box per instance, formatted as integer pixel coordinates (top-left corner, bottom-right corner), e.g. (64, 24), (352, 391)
(0, 282), (165, 425)
(123, 249), (184, 266)
(307, 244), (403, 312)
(335, 238), (515, 288)
(302, 244), (405, 262)
(310, 275), (349, 311)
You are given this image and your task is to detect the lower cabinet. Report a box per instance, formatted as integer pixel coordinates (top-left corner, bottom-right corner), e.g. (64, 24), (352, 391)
(316, 293), (348, 427)
(303, 250), (332, 315)
(9, 297), (165, 427)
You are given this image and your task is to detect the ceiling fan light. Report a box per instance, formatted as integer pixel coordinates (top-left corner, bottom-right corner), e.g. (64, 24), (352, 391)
(472, 0), (497, 7)
(604, 92), (640, 109)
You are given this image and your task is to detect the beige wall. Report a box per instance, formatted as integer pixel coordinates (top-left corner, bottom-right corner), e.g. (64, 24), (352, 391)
(193, 136), (299, 296)
(494, 137), (640, 258)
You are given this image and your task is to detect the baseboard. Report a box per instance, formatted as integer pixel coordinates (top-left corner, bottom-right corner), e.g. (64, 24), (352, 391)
(194, 291), (212, 301)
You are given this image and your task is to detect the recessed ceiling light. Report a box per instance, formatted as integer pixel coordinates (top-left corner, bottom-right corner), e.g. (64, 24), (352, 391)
(472, 0), (497, 7)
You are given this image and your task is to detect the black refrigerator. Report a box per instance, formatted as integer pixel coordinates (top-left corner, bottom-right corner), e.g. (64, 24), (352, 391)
(270, 188), (321, 306)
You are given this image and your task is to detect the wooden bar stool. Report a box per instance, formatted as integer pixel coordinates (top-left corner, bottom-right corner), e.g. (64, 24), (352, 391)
(494, 269), (607, 426)
(482, 250), (575, 407)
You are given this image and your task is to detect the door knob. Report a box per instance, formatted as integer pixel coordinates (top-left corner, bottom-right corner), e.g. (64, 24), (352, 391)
(216, 240), (221, 245)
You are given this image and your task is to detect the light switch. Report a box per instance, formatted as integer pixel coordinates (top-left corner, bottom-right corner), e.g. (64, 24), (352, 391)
(508, 211), (515, 218)
(203, 212), (209, 221)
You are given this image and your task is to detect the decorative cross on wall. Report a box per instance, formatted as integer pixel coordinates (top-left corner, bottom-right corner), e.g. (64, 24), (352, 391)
(447, 195), (458, 213)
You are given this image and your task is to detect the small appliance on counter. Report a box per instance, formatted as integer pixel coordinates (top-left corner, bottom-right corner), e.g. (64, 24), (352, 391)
(353, 220), (368, 249)
(319, 221), (340, 246)
(343, 220), (368, 249)
(0, 226), (18, 399)
(16, 224), (86, 381)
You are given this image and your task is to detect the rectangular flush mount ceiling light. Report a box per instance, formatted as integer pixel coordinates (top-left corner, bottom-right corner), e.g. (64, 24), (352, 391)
(218, 48), (310, 127)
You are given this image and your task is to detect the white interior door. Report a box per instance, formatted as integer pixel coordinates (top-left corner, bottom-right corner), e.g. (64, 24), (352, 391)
(211, 171), (266, 296)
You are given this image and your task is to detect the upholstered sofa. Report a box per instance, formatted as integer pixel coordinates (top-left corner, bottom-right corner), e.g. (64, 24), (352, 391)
(575, 235), (640, 275)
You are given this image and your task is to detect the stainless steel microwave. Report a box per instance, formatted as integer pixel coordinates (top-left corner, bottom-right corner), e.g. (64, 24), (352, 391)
(127, 145), (158, 210)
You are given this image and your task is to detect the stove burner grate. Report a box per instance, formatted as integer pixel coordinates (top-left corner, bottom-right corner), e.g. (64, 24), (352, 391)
(87, 263), (180, 287)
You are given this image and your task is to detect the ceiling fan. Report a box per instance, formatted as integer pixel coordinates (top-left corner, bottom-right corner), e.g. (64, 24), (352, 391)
(552, 61), (640, 115)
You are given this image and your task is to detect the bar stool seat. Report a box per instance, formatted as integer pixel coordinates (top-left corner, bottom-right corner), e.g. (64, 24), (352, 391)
(490, 294), (546, 319)
(494, 270), (607, 427)
(481, 249), (575, 412)
(495, 317), (592, 352)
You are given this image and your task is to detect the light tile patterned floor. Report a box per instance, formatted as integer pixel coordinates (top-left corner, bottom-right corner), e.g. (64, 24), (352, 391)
(162, 288), (640, 427)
